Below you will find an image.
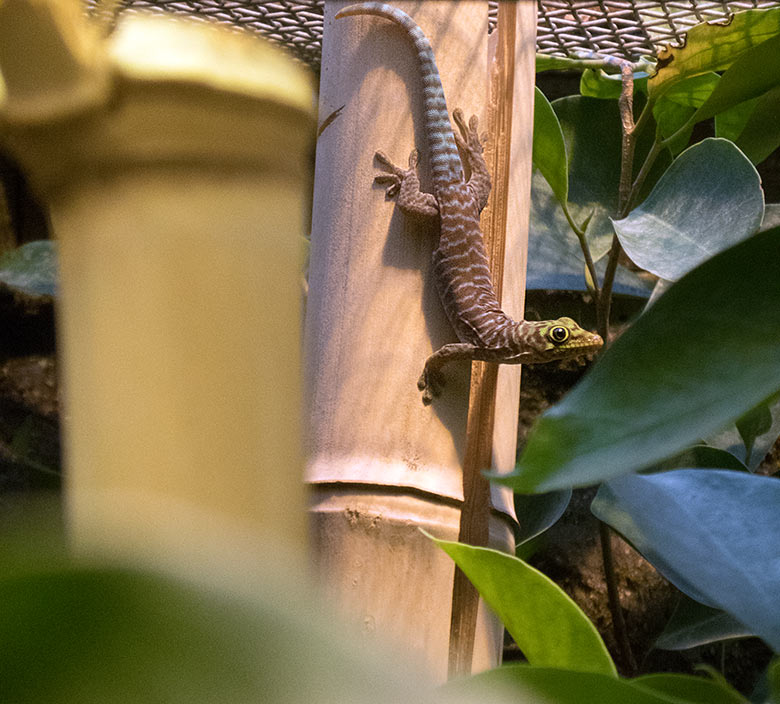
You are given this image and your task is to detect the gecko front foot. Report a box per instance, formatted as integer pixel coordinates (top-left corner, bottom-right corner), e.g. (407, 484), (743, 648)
(417, 366), (445, 406)
(374, 149), (419, 198)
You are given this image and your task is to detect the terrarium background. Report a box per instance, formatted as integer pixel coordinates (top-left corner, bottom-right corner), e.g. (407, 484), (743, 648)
(3, 0), (780, 687)
(98, 0), (780, 66)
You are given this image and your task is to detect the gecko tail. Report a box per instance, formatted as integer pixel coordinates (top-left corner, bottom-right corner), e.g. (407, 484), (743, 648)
(336, 2), (463, 188)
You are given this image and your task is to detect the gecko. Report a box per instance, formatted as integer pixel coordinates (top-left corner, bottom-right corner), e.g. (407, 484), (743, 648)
(336, 3), (604, 405)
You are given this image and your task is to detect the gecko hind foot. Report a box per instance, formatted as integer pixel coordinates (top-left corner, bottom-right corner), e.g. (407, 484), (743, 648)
(453, 109), (484, 153)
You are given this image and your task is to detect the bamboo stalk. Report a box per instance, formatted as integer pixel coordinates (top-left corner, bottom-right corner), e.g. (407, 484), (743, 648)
(308, 1), (518, 681)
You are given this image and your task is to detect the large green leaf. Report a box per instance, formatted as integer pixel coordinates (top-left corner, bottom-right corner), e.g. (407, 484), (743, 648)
(592, 469), (780, 652)
(431, 537), (616, 676)
(554, 95), (623, 260)
(612, 139), (763, 281)
(552, 95), (668, 261)
(693, 33), (780, 123)
(648, 8), (780, 100)
(489, 226), (780, 492)
(447, 665), (746, 704)
(655, 594), (753, 651)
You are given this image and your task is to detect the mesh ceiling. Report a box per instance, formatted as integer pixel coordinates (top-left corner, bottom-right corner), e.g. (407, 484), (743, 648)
(104, 1), (780, 67)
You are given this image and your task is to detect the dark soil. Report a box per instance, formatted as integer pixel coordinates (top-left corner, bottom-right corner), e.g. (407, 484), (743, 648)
(0, 154), (61, 501)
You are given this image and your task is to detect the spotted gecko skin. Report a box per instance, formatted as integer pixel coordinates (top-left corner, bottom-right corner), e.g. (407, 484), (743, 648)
(336, 3), (603, 404)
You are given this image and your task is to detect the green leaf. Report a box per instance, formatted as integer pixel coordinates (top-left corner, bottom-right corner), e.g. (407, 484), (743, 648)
(554, 95), (623, 259)
(532, 87), (568, 211)
(447, 664), (743, 704)
(580, 68), (622, 100)
(763, 204), (780, 232)
(693, 33), (780, 123)
(653, 101), (695, 155)
(527, 170), (652, 296)
(0, 240), (57, 297)
(650, 445), (748, 473)
(707, 396), (780, 471)
(736, 402), (774, 462)
(514, 488), (571, 545)
(648, 8), (780, 100)
(580, 69), (648, 100)
(553, 95), (669, 259)
(715, 97), (760, 142)
(770, 659), (780, 703)
(430, 537), (616, 676)
(489, 227), (780, 492)
(659, 72), (720, 108)
(536, 53), (588, 72)
(612, 139), (763, 281)
(592, 469), (780, 652)
(735, 85), (780, 164)
(653, 73), (719, 152)
(633, 673), (747, 704)
(655, 594), (753, 650)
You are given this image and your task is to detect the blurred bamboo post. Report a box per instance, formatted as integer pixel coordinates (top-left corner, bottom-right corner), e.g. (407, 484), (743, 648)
(306, 0), (536, 681)
(0, 2), (315, 577)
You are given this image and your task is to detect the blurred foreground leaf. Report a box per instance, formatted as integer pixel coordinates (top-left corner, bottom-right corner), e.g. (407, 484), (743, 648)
(0, 546), (465, 704)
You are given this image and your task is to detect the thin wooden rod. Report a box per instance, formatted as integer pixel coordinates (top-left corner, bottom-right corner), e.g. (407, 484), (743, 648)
(448, 0), (518, 680)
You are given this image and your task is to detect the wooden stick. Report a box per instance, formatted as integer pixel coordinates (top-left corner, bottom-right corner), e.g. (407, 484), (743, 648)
(448, 0), (525, 679)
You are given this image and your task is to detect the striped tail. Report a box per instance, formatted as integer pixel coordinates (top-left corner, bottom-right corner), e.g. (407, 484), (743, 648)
(336, 2), (463, 189)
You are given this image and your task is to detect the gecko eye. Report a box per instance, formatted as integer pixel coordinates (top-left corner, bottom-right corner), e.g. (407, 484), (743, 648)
(549, 326), (570, 344)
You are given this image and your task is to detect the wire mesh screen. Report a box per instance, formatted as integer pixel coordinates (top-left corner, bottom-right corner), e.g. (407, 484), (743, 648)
(104, 1), (780, 67)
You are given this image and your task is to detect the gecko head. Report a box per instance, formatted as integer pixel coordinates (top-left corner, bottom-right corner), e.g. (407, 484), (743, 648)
(513, 317), (603, 364)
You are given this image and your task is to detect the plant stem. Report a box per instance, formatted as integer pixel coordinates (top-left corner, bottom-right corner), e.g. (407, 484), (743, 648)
(596, 234), (621, 338)
(616, 64), (637, 215)
(600, 522), (637, 674)
(596, 64), (637, 339)
(596, 64), (639, 676)
(563, 206), (600, 298)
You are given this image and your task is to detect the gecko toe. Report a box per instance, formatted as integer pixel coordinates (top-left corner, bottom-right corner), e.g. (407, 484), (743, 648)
(418, 368), (445, 404)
